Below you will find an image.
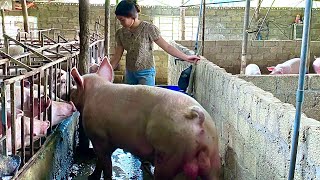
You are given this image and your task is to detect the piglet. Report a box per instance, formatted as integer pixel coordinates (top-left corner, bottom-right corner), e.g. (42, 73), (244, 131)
(245, 64), (261, 75)
(70, 57), (221, 180)
(5, 85), (51, 119)
(0, 109), (50, 154)
(267, 58), (300, 75)
(313, 57), (320, 74)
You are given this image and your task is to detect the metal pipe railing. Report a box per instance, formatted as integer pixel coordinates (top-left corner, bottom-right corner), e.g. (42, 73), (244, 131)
(288, 0), (313, 179)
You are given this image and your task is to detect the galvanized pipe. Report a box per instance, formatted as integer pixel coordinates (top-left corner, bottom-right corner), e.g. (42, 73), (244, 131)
(288, 0), (313, 179)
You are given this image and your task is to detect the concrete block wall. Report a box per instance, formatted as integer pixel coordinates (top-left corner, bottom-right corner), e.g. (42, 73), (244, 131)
(169, 41), (320, 179)
(176, 40), (320, 75)
(239, 75), (320, 121)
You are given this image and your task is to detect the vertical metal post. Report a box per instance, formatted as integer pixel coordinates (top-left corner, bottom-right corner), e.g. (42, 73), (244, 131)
(288, 1), (313, 179)
(10, 84), (16, 154)
(1, 82), (7, 156)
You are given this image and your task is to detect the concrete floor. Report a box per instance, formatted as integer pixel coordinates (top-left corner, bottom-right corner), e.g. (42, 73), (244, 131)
(68, 148), (154, 180)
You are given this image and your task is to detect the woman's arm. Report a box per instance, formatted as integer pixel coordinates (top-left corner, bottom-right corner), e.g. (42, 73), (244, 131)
(109, 45), (125, 69)
(154, 37), (200, 63)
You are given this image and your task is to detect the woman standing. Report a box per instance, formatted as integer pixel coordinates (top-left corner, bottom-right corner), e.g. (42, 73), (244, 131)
(110, 0), (200, 86)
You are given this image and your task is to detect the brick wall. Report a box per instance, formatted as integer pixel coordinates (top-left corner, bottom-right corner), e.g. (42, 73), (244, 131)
(177, 40), (320, 74)
(169, 41), (320, 179)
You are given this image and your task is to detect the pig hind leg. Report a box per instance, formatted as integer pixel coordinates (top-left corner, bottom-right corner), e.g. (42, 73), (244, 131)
(89, 140), (114, 180)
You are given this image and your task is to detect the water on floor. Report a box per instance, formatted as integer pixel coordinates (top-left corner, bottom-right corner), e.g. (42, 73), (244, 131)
(68, 148), (154, 180)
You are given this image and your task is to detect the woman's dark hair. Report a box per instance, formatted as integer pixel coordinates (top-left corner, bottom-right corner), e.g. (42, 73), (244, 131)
(115, 0), (141, 18)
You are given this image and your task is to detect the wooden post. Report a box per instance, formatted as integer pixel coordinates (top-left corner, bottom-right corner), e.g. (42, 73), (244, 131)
(20, 0), (29, 32)
(201, 0), (205, 56)
(104, 0), (110, 57)
(255, 0), (262, 21)
(1, 9), (9, 55)
(79, 0), (90, 75)
(240, 0), (250, 74)
(180, 0), (185, 40)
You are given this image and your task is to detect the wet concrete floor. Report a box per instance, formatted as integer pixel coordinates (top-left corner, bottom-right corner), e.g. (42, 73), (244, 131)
(68, 148), (154, 180)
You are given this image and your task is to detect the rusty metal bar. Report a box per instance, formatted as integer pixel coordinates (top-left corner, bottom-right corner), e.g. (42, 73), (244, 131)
(29, 76), (34, 156)
(48, 67), (53, 133)
(26, 43), (65, 57)
(42, 34), (72, 54)
(20, 80), (26, 165)
(4, 35), (53, 62)
(54, 65), (57, 101)
(37, 74), (41, 119)
(4, 52), (79, 85)
(67, 59), (70, 101)
(10, 84), (16, 155)
(0, 41), (73, 63)
(57, 35), (79, 51)
(37, 72), (42, 147)
(0, 50), (33, 71)
(1, 82), (8, 156)
(43, 69), (48, 123)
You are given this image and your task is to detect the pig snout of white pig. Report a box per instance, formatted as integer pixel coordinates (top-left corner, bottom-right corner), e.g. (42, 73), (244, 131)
(51, 101), (77, 126)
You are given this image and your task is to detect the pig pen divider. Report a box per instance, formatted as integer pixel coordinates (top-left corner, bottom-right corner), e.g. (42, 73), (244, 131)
(0, 36), (104, 176)
(0, 50), (79, 168)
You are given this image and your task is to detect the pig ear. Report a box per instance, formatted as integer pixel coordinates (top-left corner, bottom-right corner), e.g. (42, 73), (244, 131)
(97, 56), (114, 82)
(267, 66), (275, 72)
(71, 68), (84, 89)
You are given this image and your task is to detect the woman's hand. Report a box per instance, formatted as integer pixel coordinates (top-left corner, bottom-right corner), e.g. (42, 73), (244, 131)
(184, 55), (200, 63)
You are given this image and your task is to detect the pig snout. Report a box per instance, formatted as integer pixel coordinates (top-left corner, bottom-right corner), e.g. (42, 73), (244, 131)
(33, 120), (50, 137)
(51, 101), (77, 126)
(39, 120), (50, 136)
(69, 101), (77, 112)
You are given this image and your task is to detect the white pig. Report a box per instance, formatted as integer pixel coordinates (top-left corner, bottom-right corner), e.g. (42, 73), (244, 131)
(267, 58), (300, 75)
(313, 57), (320, 74)
(245, 64), (261, 75)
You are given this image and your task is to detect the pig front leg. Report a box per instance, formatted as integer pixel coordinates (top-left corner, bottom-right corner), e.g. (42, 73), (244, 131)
(89, 140), (114, 180)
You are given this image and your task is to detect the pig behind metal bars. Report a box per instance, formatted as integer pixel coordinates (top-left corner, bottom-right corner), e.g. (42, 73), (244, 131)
(70, 58), (221, 180)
